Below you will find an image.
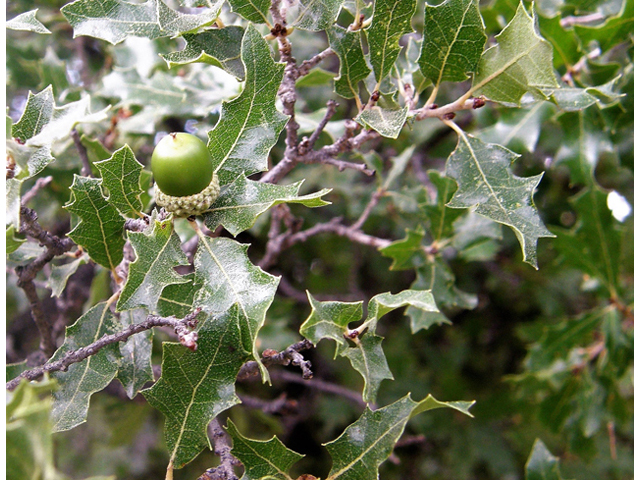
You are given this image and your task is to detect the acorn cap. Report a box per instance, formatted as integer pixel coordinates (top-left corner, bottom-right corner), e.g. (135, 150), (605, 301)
(155, 174), (220, 217)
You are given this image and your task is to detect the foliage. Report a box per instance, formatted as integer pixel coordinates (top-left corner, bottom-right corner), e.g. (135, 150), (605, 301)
(6, 0), (633, 479)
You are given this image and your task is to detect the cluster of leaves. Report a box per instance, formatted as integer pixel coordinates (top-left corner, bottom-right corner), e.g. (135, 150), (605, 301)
(6, 0), (633, 479)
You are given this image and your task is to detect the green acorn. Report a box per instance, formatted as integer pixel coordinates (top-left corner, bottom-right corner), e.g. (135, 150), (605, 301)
(151, 132), (220, 217)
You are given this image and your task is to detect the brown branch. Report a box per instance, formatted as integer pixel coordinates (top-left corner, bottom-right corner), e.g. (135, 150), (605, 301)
(238, 392), (291, 414)
(71, 128), (93, 177)
(236, 339), (314, 381)
(560, 12), (606, 27)
(15, 207), (76, 356)
(411, 97), (482, 122)
(298, 47), (335, 76)
(259, 217), (391, 270)
(6, 309), (202, 391)
(21, 176), (53, 205)
(298, 100), (339, 155)
(269, 369), (368, 408)
(199, 418), (241, 480)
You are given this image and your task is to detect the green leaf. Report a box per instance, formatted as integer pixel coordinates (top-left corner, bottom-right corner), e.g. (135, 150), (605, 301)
(227, 0), (271, 24)
(525, 439), (572, 480)
(554, 109), (612, 185)
(296, 67), (337, 88)
(338, 331), (393, 404)
(207, 25), (288, 185)
(418, 0), (486, 87)
(414, 259), (478, 310)
(49, 302), (121, 432)
(64, 175), (126, 270)
(117, 308), (154, 399)
(61, 0), (222, 45)
(116, 213), (190, 313)
(6, 178), (22, 232)
(11, 86), (109, 179)
(366, 0), (417, 86)
(537, 13), (582, 71)
(364, 290), (439, 332)
(226, 419), (305, 480)
(143, 305), (249, 468)
(204, 176), (330, 236)
(327, 25), (371, 99)
(290, 0), (344, 31)
(300, 293), (363, 347)
(574, 0), (633, 54)
(451, 212), (502, 260)
(193, 236), (280, 382)
(301, 290), (440, 402)
(6, 9), (51, 34)
(157, 274), (199, 318)
(356, 106), (408, 138)
(379, 227), (426, 271)
(477, 101), (556, 152)
(48, 256), (87, 298)
(7, 378), (60, 480)
(471, 2), (558, 105)
(6, 226), (26, 255)
(94, 145), (145, 218)
(324, 393), (473, 480)
(444, 130), (554, 268)
(420, 170), (466, 242)
(551, 186), (622, 298)
(161, 27), (246, 80)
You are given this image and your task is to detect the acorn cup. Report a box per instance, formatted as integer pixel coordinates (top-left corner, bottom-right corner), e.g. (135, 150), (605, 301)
(151, 132), (220, 217)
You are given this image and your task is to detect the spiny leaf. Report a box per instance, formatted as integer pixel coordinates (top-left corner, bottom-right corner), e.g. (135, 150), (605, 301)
(366, 0), (417, 85)
(525, 439), (572, 480)
(325, 393), (474, 480)
(327, 25), (371, 99)
(6, 225), (26, 255)
(420, 170), (466, 241)
(470, 2), (558, 105)
(204, 176), (331, 236)
(226, 419), (305, 480)
(11, 86), (109, 179)
(300, 293), (363, 347)
(7, 379), (59, 480)
(301, 290), (440, 402)
(356, 106), (408, 138)
(6, 9), (51, 34)
(61, 0), (222, 45)
(338, 331), (393, 403)
(418, 0), (486, 86)
(414, 259), (478, 310)
(157, 274), (199, 318)
(379, 227), (426, 271)
(227, 0), (271, 24)
(94, 145), (145, 218)
(554, 109), (612, 186)
(207, 25), (288, 185)
(49, 302), (121, 432)
(290, 0), (344, 31)
(143, 305), (249, 468)
(64, 175), (126, 270)
(161, 27), (245, 80)
(116, 213), (190, 313)
(574, 0), (633, 54)
(444, 130), (554, 268)
(117, 308), (154, 399)
(477, 101), (556, 152)
(48, 256), (87, 298)
(193, 236), (280, 382)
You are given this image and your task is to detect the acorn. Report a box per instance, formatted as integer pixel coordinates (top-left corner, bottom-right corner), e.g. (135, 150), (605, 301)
(151, 132), (219, 217)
